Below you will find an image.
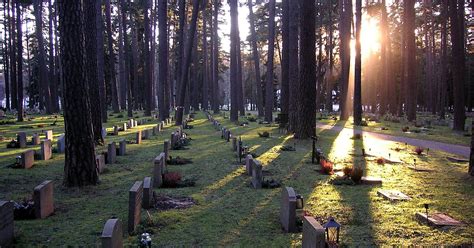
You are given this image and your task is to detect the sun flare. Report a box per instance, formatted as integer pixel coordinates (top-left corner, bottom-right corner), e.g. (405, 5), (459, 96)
(351, 16), (381, 56)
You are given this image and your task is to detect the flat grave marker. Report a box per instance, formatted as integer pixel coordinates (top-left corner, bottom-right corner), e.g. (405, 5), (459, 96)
(415, 212), (464, 227)
(361, 176), (383, 185)
(377, 189), (410, 201)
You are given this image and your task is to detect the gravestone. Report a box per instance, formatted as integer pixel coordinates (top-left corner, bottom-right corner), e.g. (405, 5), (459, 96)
(236, 138), (242, 159)
(302, 216), (325, 248)
(251, 159), (263, 189)
(163, 140), (170, 160)
(101, 128), (107, 139)
(113, 126), (119, 136)
(17, 132), (27, 148)
(101, 218), (123, 248)
(143, 129), (150, 140)
(136, 131), (142, 144)
(44, 130), (53, 141)
(21, 150), (35, 169)
(57, 135), (65, 153)
(128, 119), (134, 128)
(221, 128), (226, 139)
(134, 120), (138, 127)
(245, 155), (253, 176)
(377, 189), (410, 201)
(153, 153), (166, 188)
(33, 180), (54, 219)
(0, 201), (14, 247)
(232, 137), (237, 151)
(128, 181), (143, 234)
(280, 186), (297, 233)
(122, 123), (128, 132)
(161, 121), (165, 128)
(32, 133), (40, 145)
(415, 212), (464, 227)
(40, 139), (52, 160)
(96, 154), (106, 174)
(152, 126), (158, 136)
(118, 140), (126, 156)
(170, 132), (177, 148)
(143, 177), (153, 209)
(107, 142), (117, 164)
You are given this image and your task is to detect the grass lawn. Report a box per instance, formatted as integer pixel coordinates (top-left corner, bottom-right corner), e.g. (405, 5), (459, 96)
(0, 111), (472, 247)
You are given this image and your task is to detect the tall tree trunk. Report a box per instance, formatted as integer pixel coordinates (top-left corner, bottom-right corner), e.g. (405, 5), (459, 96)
(247, 0), (263, 117)
(450, 0), (466, 131)
(380, 0), (389, 115)
(237, 27), (245, 116)
(175, 0), (201, 125)
(280, 0), (289, 125)
(288, 0), (299, 132)
(325, 0), (334, 113)
(97, 1), (107, 122)
(212, 0), (220, 113)
(339, 0), (352, 121)
(48, 0), (59, 113)
(295, 0), (316, 139)
(469, 120), (474, 176)
(58, 0), (98, 187)
(404, 0), (416, 122)
(175, 0), (186, 113)
(3, 0), (10, 110)
(10, 1), (18, 110)
(85, 0), (105, 144)
(264, 0), (276, 122)
(158, 0), (170, 121)
(118, 2), (127, 110)
(202, 8), (209, 110)
(34, 0), (52, 114)
(439, 0), (448, 119)
(354, 0), (362, 125)
(229, 0), (239, 122)
(16, 1), (23, 121)
(106, 0), (120, 113)
(143, 0), (152, 116)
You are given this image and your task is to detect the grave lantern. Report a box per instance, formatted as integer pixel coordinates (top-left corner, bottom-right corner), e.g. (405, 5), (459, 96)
(16, 155), (21, 165)
(323, 217), (341, 246)
(139, 232), (152, 248)
(295, 195), (304, 209)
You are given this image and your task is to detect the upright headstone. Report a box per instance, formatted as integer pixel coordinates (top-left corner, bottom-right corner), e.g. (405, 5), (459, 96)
(143, 129), (150, 140)
(0, 201), (14, 247)
(57, 135), (65, 153)
(122, 123), (128, 132)
(107, 142), (117, 164)
(251, 159), (263, 189)
(128, 119), (134, 128)
(96, 154), (106, 174)
(44, 130), (53, 141)
(136, 131), (142, 144)
(163, 140), (170, 160)
(101, 218), (123, 248)
(113, 126), (119, 136)
(40, 139), (52, 160)
(152, 126), (158, 136)
(33, 180), (54, 219)
(101, 128), (107, 139)
(17, 132), (27, 148)
(302, 216), (325, 248)
(245, 155), (253, 176)
(32, 133), (40, 145)
(118, 140), (126, 156)
(21, 150), (35, 169)
(134, 120), (138, 127)
(128, 181), (143, 234)
(280, 187), (297, 233)
(232, 137), (237, 151)
(143, 177), (153, 209)
(170, 132), (177, 149)
(153, 153), (166, 188)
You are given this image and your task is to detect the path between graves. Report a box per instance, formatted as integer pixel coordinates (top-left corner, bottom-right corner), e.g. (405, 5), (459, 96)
(316, 123), (470, 158)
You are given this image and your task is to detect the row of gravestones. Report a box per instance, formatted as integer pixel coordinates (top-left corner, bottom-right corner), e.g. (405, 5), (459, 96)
(0, 180), (55, 247)
(205, 112), (326, 247)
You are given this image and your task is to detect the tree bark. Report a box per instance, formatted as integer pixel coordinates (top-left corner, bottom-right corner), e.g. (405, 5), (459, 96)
(48, 0), (59, 113)
(106, 0), (120, 113)
(229, 0), (239, 122)
(97, 1), (107, 122)
(264, 0), (276, 122)
(212, 0), (220, 113)
(280, 0), (289, 125)
(16, 1), (23, 121)
(143, 0), (153, 116)
(58, 0), (99, 187)
(34, 0), (52, 114)
(295, 0), (316, 139)
(404, 0), (416, 122)
(3, 0), (10, 110)
(10, 1), (17, 110)
(439, 0), (448, 119)
(158, 0), (170, 121)
(247, 0), (263, 117)
(202, 8), (209, 110)
(288, 0), (299, 132)
(339, 0), (352, 121)
(470, 120), (474, 176)
(353, 0), (362, 125)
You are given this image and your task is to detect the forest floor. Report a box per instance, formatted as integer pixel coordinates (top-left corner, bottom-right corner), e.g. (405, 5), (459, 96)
(0, 111), (472, 247)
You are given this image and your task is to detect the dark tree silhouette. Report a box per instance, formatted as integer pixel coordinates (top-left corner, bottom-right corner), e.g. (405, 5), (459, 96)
(353, 0), (362, 126)
(158, 0), (170, 121)
(264, 0), (276, 122)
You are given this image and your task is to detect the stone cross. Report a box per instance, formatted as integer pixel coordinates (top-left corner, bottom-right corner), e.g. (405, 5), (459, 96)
(21, 150), (35, 169)
(107, 142), (117, 164)
(40, 139), (52, 160)
(302, 216), (325, 248)
(143, 177), (153, 209)
(280, 187), (297, 233)
(101, 218), (123, 248)
(128, 181), (143, 234)
(33, 180), (54, 219)
(0, 201), (14, 247)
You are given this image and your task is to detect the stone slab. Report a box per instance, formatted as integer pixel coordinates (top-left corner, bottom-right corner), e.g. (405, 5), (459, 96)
(407, 166), (435, 172)
(96, 154), (106, 174)
(33, 180), (54, 219)
(377, 189), (410, 201)
(44, 130), (53, 141)
(163, 140), (170, 161)
(302, 216), (325, 248)
(17, 132), (27, 148)
(153, 153), (166, 188)
(40, 139), (52, 160)
(136, 131), (142, 145)
(21, 150), (35, 169)
(107, 142), (117, 164)
(118, 140), (126, 156)
(32, 133), (40, 145)
(0, 201), (14, 247)
(245, 155), (253, 176)
(101, 218), (123, 248)
(361, 176), (383, 185)
(280, 187), (297, 233)
(57, 135), (65, 153)
(416, 212), (465, 227)
(251, 159), (262, 189)
(143, 177), (153, 209)
(128, 181), (143, 234)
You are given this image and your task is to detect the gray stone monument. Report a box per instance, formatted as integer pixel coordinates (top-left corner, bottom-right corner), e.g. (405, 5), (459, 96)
(57, 135), (65, 153)
(122, 123), (128, 132)
(302, 216), (325, 248)
(101, 218), (123, 248)
(128, 181), (143, 234)
(143, 177), (153, 209)
(40, 139), (52, 160)
(143, 129), (150, 140)
(32, 133), (40, 145)
(118, 140), (126, 156)
(232, 137), (237, 151)
(21, 150), (35, 169)
(280, 187), (297, 233)
(17, 132), (27, 148)
(251, 159), (263, 189)
(163, 140), (170, 160)
(96, 154), (106, 174)
(0, 201), (14, 247)
(136, 131), (142, 144)
(153, 153), (166, 188)
(34, 180), (54, 219)
(245, 155), (253, 176)
(44, 130), (53, 141)
(107, 142), (117, 164)
(113, 126), (119, 136)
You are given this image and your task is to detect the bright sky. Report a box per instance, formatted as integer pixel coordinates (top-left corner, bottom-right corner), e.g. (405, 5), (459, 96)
(220, 2), (251, 53)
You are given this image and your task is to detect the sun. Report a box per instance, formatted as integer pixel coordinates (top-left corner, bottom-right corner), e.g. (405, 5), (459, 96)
(351, 16), (381, 56)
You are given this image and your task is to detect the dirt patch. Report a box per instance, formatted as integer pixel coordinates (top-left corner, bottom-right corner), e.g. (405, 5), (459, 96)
(154, 194), (196, 211)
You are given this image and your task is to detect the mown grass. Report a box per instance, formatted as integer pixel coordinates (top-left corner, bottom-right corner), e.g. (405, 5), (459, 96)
(0, 111), (472, 247)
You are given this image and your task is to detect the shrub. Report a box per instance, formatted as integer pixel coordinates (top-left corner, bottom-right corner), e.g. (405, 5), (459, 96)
(415, 147), (424, 155)
(247, 116), (257, 122)
(342, 166), (353, 177)
(258, 131), (270, 138)
(402, 126), (409, 132)
(320, 159), (334, 175)
(376, 157), (385, 164)
(351, 167), (364, 183)
(163, 172), (182, 188)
